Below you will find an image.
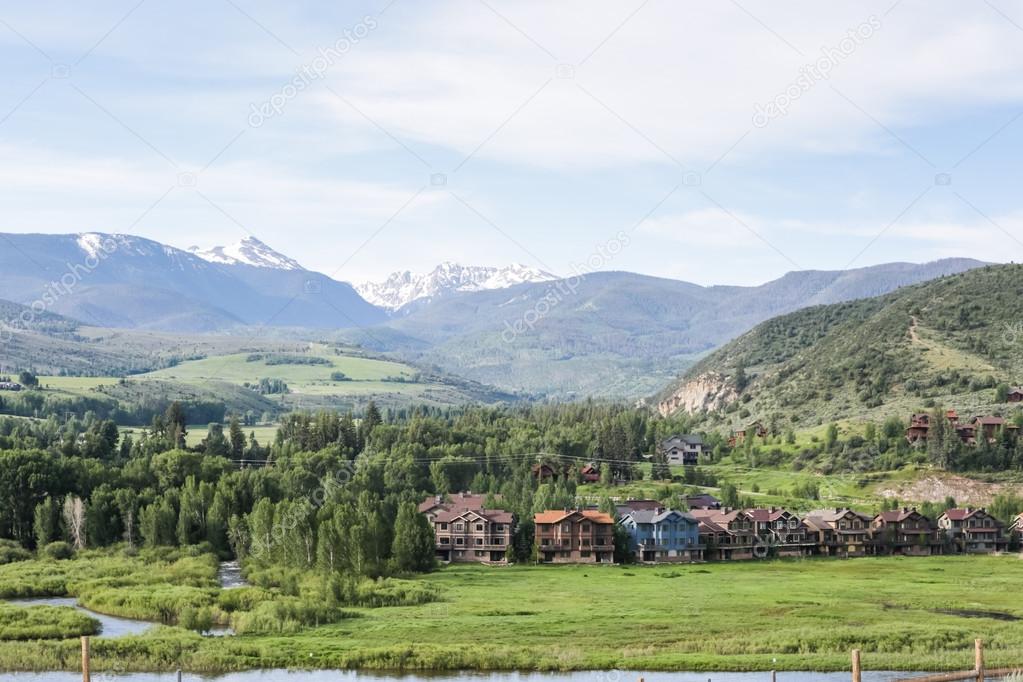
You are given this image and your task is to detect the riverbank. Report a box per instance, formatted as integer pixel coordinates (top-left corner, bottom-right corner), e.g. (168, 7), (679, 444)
(2, 554), (1023, 673)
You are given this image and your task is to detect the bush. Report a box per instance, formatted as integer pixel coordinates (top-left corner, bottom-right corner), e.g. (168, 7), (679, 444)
(0, 540), (30, 565)
(41, 542), (74, 561)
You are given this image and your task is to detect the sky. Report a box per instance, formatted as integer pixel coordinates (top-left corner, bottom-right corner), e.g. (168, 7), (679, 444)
(0, 1), (1022, 286)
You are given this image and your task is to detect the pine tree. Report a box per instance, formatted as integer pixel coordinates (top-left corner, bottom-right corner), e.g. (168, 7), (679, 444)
(228, 417), (246, 460)
(391, 501), (435, 573)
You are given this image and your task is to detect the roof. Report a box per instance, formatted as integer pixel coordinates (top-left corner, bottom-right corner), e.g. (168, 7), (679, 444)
(806, 508), (873, 523)
(876, 508), (929, 523)
(418, 492), (497, 514)
(973, 416), (1006, 426)
(623, 509), (696, 525)
(618, 499), (664, 512)
(435, 508), (514, 524)
(940, 508), (992, 522)
(745, 508), (791, 522)
(685, 494), (721, 509)
(533, 509), (614, 525)
(661, 434), (704, 448)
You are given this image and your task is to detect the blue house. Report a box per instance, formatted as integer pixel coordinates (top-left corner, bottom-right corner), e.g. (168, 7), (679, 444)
(619, 508), (703, 562)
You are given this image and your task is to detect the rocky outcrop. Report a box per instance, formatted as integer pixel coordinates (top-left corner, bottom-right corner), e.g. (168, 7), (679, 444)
(657, 372), (739, 417)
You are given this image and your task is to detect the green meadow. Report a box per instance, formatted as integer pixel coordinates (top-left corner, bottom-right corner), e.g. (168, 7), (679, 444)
(3, 553), (1023, 673)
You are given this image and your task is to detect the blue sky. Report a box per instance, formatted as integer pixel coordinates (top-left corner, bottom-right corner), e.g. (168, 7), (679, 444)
(1, 0), (1021, 285)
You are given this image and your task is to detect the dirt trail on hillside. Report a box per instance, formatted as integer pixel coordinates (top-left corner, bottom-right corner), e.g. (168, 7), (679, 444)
(879, 474), (1023, 505)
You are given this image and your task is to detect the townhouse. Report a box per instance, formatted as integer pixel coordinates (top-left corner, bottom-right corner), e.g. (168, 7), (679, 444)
(937, 508), (1008, 554)
(619, 508), (702, 562)
(420, 492), (515, 564)
(690, 508), (756, 561)
(803, 508), (874, 557)
(534, 509), (615, 563)
(432, 508), (514, 564)
(746, 508), (816, 557)
(872, 508), (943, 556)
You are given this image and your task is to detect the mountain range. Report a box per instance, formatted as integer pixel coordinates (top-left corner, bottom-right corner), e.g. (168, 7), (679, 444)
(0, 231), (989, 398)
(0, 233), (383, 331)
(355, 262), (557, 311)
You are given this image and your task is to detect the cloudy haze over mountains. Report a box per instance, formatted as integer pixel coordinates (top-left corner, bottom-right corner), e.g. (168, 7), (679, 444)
(0, 2), (1020, 286)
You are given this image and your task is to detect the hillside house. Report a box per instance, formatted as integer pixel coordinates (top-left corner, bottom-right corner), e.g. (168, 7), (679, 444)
(580, 463), (601, 483)
(803, 508), (874, 557)
(730, 421), (767, 447)
(905, 413), (930, 444)
(431, 508), (514, 564)
(937, 508), (1008, 554)
(620, 509), (703, 562)
(872, 508), (942, 556)
(659, 434), (706, 465)
(1008, 387), (1023, 402)
(534, 510), (615, 563)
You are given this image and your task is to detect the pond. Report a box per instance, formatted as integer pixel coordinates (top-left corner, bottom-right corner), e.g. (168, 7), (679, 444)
(5, 597), (233, 638)
(0, 669), (936, 681)
(6, 597), (154, 638)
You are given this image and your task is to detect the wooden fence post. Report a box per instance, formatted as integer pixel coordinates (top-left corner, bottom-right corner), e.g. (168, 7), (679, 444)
(81, 635), (90, 682)
(851, 648), (861, 682)
(974, 638), (984, 682)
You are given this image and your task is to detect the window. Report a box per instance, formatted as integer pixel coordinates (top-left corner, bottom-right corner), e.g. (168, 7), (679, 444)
(494, 537), (503, 545)
(440, 523), (448, 530)
(455, 523), (464, 531)
(582, 523), (591, 532)
(541, 539), (550, 546)
(475, 524), (484, 532)
(475, 538), (483, 545)
(475, 551), (485, 557)
(439, 537), (449, 544)
(494, 524), (503, 532)
(455, 538), (464, 545)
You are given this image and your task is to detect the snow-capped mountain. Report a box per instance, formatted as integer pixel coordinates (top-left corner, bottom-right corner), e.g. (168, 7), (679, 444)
(187, 236), (303, 271)
(356, 262), (558, 311)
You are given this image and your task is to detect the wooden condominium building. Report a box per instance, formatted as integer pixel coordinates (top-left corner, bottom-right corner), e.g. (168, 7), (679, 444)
(937, 508), (1008, 554)
(619, 508), (703, 562)
(534, 509), (615, 563)
(803, 508), (874, 557)
(420, 492), (514, 564)
(431, 508), (514, 564)
(872, 508), (943, 556)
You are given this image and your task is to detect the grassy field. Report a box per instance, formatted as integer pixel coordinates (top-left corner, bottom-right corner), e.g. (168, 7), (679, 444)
(4, 554), (1023, 672)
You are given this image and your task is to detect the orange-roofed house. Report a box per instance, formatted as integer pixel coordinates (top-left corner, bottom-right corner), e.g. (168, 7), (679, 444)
(533, 510), (615, 563)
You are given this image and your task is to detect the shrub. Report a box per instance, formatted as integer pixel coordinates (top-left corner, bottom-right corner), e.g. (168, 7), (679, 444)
(41, 542), (74, 561)
(0, 540), (30, 565)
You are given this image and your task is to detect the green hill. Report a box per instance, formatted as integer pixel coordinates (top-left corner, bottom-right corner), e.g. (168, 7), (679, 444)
(656, 264), (1023, 430)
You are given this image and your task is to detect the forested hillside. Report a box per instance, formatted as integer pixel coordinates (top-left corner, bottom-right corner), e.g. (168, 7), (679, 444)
(657, 264), (1023, 430)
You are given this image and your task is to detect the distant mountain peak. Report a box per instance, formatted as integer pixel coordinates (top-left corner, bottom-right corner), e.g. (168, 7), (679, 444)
(188, 236), (303, 271)
(356, 262), (557, 310)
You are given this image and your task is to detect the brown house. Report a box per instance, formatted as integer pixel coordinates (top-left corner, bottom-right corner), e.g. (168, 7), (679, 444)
(872, 508), (942, 556)
(1007, 387), (1023, 403)
(804, 508), (874, 557)
(419, 492), (496, 522)
(690, 508), (756, 561)
(534, 510), (615, 563)
(580, 463), (601, 483)
(905, 413), (931, 444)
(937, 508), (1008, 554)
(432, 508), (514, 564)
